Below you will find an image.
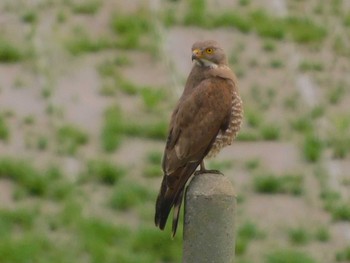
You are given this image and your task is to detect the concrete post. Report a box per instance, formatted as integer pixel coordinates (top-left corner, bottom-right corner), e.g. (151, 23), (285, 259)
(182, 173), (236, 263)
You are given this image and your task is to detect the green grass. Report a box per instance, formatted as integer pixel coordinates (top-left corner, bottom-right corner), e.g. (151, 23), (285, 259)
(0, 114), (9, 141)
(299, 60), (324, 72)
(109, 180), (154, 211)
(327, 83), (345, 105)
(144, 151), (162, 178)
(66, 27), (111, 55)
(331, 203), (350, 221)
(21, 10), (38, 24)
(140, 87), (166, 110)
(253, 173), (303, 195)
(302, 133), (323, 162)
(70, 0), (101, 15)
(336, 246), (350, 262)
(212, 11), (252, 33)
(0, 38), (23, 63)
(285, 17), (327, 44)
(110, 10), (153, 50)
(0, 158), (49, 196)
(236, 221), (264, 255)
(101, 106), (167, 152)
(56, 124), (89, 155)
(183, 0), (208, 27)
(260, 124), (281, 140)
(265, 249), (317, 263)
(288, 227), (310, 245)
(250, 10), (285, 39)
(314, 225), (330, 242)
(132, 225), (182, 262)
(86, 159), (125, 185)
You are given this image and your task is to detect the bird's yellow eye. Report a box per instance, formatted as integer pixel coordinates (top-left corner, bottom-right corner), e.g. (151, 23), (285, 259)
(206, 48), (213, 54)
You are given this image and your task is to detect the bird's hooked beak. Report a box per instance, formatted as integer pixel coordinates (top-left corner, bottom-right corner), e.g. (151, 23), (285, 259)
(192, 48), (203, 61)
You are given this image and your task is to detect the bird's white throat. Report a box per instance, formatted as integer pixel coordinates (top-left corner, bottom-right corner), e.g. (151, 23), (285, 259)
(196, 59), (218, 69)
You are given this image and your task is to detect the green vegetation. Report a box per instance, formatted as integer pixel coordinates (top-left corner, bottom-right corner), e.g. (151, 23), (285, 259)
(110, 10), (154, 50)
(314, 225), (330, 242)
(56, 124), (89, 155)
(86, 159), (125, 185)
(299, 61), (324, 72)
(302, 133), (323, 162)
(144, 151), (162, 178)
(0, 158), (46, 196)
(236, 221), (264, 255)
(265, 249), (317, 263)
(336, 246), (350, 262)
(109, 179), (154, 211)
(141, 87), (166, 111)
(0, 114), (9, 141)
(101, 106), (167, 152)
(253, 173), (303, 195)
(331, 203), (350, 221)
(66, 27), (111, 55)
(0, 38), (23, 63)
(70, 0), (101, 15)
(21, 10), (38, 24)
(182, 6), (326, 44)
(288, 227), (310, 245)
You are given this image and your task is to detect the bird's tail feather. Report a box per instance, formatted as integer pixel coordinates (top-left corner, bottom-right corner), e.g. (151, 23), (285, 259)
(154, 163), (198, 235)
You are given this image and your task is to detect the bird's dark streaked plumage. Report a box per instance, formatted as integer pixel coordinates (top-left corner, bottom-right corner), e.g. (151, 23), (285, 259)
(155, 40), (243, 237)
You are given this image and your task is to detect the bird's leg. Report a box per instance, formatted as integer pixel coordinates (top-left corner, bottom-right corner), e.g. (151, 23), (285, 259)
(194, 161), (223, 176)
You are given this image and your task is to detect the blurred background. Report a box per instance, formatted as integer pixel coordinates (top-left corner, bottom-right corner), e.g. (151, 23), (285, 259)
(0, 0), (350, 262)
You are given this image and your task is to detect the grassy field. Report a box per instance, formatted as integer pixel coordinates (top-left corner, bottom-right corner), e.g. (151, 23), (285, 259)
(0, 0), (350, 262)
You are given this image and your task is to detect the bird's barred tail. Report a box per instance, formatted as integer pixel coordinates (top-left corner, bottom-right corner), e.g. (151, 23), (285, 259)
(154, 163), (198, 237)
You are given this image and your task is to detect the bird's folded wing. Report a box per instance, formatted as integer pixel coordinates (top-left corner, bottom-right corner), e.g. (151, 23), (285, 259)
(163, 78), (232, 176)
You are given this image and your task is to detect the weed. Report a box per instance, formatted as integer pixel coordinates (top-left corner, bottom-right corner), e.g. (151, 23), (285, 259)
(236, 221), (264, 255)
(250, 10), (285, 39)
(208, 160), (233, 171)
(285, 17), (327, 44)
(56, 124), (89, 155)
(302, 133), (323, 162)
(299, 60), (324, 71)
(141, 87), (165, 110)
(0, 157), (48, 196)
(327, 83), (345, 105)
(262, 41), (276, 52)
(21, 10), (38, 24)
(212, 11), (252, 33)
(236, 131), (260, 141)
(270, 59), (284, 69)
(245, 108), (262, 128)
(70, 0), (101, 15)
(144, 165), (162, 178)
(132, 225), (182, 261)
(244, 159), (260, 170)
(0, 114), (9, 141)
(331, 203), (350, 221)
(265, 249), (317, 263)
(146, 151), (162, 165)
(66, 27), (111, 55)
(109, 180), (154, 210)
(288, 227), (310, 245)
(336, 247), (350, 261)
(0, 38), (22, 63)
(314, 226), (330, 242)
(86, 159), (125, 185)
(111, 10), (153, 50)
(37, 136), (48, 150)
(253, 173), (303, 195)
(260, 124), (281, 140)
(183, 0), (208, 27)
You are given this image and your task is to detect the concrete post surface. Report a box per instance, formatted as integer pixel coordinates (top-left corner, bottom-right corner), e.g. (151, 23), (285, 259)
(182, 173), (236, 263)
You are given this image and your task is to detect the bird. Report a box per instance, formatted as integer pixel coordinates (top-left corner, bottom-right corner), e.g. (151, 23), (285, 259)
(154, 40), (243, 237)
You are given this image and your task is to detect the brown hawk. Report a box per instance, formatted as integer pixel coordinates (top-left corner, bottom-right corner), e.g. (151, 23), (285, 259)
(155, 40), (243, 237)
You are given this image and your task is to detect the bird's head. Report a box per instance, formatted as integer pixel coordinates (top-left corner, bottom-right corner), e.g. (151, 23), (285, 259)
(191, 40), (227, 68)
